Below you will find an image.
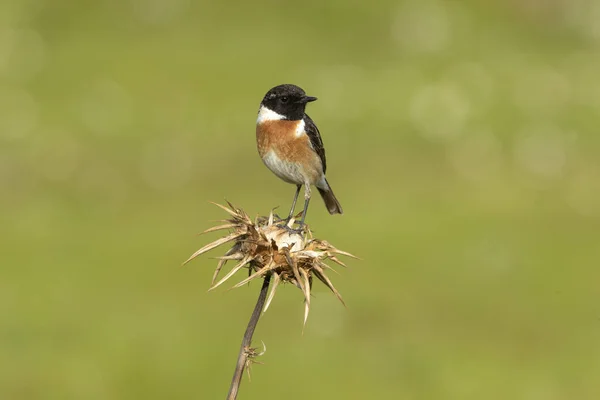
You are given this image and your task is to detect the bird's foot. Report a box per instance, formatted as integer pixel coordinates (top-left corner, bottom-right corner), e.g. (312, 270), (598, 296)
(276, 216), (307, 235)
(274, 216), (291, 227)
(286, 224), (307, 235)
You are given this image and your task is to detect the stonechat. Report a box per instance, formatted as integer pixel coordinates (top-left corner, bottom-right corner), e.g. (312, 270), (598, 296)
(256, 84), (343, 227)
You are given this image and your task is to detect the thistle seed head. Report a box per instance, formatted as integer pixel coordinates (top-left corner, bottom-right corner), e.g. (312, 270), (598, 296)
(183, 202), (356, 327)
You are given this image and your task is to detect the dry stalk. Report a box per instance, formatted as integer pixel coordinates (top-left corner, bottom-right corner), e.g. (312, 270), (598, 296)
(183, 202), (356, 399)
(227, 274), (270, 400)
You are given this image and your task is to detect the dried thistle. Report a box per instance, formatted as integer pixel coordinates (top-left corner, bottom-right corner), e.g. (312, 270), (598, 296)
(183, 202), (356, 400)
(184, 201), (356, 325)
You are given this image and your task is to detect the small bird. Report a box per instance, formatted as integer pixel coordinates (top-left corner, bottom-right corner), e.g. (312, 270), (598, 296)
(256, 84), (343, 227)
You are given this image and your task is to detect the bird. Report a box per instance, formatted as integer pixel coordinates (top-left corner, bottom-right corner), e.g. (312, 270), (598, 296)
(255, 84), (342, 228)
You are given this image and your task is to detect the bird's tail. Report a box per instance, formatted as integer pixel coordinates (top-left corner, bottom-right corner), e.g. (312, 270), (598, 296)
(317, 178), (343, 215)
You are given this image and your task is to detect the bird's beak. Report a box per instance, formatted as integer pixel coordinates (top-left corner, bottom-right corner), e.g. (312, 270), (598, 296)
(298, 96), (317, 104)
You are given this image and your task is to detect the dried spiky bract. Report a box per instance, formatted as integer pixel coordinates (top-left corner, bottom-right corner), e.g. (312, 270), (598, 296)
(244, 341), (266, 382)
(184, 202), (356, 326)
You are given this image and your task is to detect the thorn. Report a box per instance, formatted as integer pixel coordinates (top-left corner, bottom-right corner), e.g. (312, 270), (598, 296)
(299, 268), (311, 330)
(213, 253), (244, 261)
(232, 264), (273, 289)
(197, 223), (238, 235)
(331, 249), (360, 260)
(313, 266), (346, 308)
(182, 232), (243, 266)
(263, 272), (280, 313)
(302, 300), (309, 335)
(225, 199), (236, 211)
(328, 255), (347, 267)
(284, 248), (305, 297)
(210, 202), (238, 216)
(258, 340), (266, 356)
(209, 256), (254, 291)
(268, 209), (274, 226)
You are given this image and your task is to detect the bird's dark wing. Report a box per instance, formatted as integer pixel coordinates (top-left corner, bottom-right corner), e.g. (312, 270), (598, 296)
(304, 114), (326, 173)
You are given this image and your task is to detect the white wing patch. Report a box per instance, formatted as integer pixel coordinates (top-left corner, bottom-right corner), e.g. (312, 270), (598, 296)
(257, 106), (284, 124)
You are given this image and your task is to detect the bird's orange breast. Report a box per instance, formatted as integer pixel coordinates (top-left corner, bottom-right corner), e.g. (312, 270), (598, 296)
(256, 120), (317, 165)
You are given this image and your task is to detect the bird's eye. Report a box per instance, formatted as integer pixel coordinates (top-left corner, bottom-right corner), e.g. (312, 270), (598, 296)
(280, 96), (289, 103)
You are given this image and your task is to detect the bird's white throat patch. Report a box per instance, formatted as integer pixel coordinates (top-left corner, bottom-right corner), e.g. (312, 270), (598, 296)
(256, 106), (306, 138)
(257, 106), (284, 124)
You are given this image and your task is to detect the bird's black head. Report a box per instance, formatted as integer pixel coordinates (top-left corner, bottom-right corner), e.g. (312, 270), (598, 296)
(260, 84), (317, 121)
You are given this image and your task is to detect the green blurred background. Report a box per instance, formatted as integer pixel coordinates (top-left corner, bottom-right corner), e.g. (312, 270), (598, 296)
(2, 0), (600, 399)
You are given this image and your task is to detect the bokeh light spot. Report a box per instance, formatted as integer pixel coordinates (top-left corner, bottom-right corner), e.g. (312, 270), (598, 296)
(448, 62), (495, 113)
(513, 124), (569, 180)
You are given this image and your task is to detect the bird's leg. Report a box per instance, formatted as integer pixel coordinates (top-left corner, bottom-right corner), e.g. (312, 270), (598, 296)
(285, 184), (302, 222)
(298, 184), (312, 229)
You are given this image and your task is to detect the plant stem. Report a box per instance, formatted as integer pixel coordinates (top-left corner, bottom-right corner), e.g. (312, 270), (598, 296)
(226, 274), (271, 400)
